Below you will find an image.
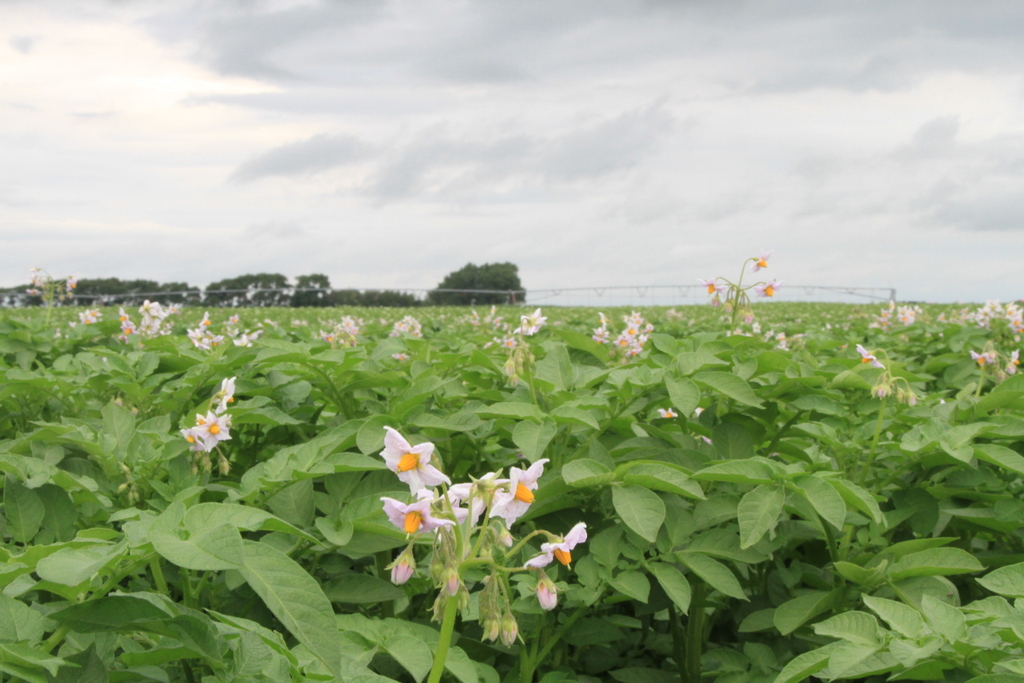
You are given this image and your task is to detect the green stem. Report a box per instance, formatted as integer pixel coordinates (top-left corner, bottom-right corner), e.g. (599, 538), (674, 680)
(669, 604), (686, 683)
(685, 580), (707, 683)
(522, 604), (589, 683)
(427, 596), (459, 683)
(150, 558), (170, 597)
(375, 552), (395, 618)
(857, 396), (888, 485)
(974, 374), (985, 399)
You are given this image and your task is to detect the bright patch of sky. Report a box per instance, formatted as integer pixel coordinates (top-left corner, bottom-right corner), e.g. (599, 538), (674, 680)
(2, 0), (1023, 303)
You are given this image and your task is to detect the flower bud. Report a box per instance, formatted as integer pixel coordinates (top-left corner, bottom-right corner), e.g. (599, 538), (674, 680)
(484, 617), (501, 642)
(500, 614), (519, 647)
(498, 528), (514, 548)
(442, 567), (461, 597)
(390, 548), (416, 585)
(536, 572), (558, 611)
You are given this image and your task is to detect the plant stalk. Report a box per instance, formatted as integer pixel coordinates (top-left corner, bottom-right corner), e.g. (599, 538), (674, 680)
(427, 595), (459, 683)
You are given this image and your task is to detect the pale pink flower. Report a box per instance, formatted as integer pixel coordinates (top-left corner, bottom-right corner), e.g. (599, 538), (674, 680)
(380, 427), (450, 493)
(754, 280), (781, 298)
(381, 490), (455, 535)
(390, 549), (415, 585)
(525, 522), (588, 568)
(1007, 350), (1020, 375)
(515, 308), (546, 336)
(214, 377), (236, 414)
(750, 251), (771, 272)
(699, 279), (725, 295)
(856, 344), (885, 369)
(491, 459), (548, 524)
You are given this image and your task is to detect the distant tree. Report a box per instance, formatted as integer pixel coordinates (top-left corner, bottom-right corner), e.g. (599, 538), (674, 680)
(70, 278), (199, 305)
(360, 290), (420, 308)
(206, 273), (290, 307)
(428, 262), (524, 305)
(292, 273), (332, 307)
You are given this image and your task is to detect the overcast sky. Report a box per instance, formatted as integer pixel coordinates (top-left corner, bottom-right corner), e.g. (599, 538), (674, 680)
(2, 0), (1023, 303)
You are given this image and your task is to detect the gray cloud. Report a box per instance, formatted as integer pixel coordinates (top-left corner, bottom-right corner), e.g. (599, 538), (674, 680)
(9, 36), (36, 54)
(934, 192), (1024, 232)
(232, 134), (372, 181)
(244, 221), (308, 239)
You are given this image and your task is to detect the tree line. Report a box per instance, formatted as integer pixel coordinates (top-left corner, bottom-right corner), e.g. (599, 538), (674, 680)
(4, 263), (525, 308)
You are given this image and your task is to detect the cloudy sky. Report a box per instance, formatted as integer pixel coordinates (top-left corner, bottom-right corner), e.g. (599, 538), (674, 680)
(2, 0), (1023, 303)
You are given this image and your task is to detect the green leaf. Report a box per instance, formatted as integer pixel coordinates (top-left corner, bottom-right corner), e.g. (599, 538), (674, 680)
(611, 485), (666, 543)
(550, 405), (599, 430)
(773, 590), (841, 635)
(888, 547), (984, 581)
(35, 543), (126, 587)
(649, 563), (691, 614)
(0, 595), (45, 643)
(664, 376), (701, 416)
(609, 571), (650, 603)
(693, 458), (778, 485)
(0, 642), (65, 677)
(796, 476), (846, 531)
(563, 459), (614, 488)
(920, 594), (966, 643)
(618, 462), (705, 500)
(812, 611), (881, 646)
(513, 419), (558, 462)
(239, 540), (341, 677)
(51, 595), (171, 632)
(444, 646), (480, 683)
(712, 423), (755, 460)
(150, 523), (245, 571)
(48, 644), (107, 683)
(827, 479), (883, 525)
(356, 416), (392, 455)
(474, 402), (545, 422)
(267, 479), (316, 528)
(978, 562), (1024, 598)
(677, 553), (747, 601)
(974, 443), (1024, 477)
(101, 399), (135, 457)
(4, 475), (44, 544)
(324, 574), (405, 604)
(382, 635), (433, 683)
(772, 646), (833, 683)
(692, 371), (763, 407)
(861, 595), (923, 639)
(737, 485), (785, 549)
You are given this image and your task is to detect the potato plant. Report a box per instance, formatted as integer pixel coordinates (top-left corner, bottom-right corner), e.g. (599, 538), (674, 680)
(0, 299), (1023, 683)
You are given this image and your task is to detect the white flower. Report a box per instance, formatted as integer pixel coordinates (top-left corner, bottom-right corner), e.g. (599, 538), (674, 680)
(380, 427), (450, 493)
(491, 459), (548, 524)
(525, 523), (588, 568)
(856, 344), (885, 369)
(448, 472), (507, 526)
(215, 377), (236, 414)
(657, 408), (678, 419)
(381, 490), (455, 535)
(750, 251), (771, 272)
(189, 411), (232, 451)
(515, 308), (546, 336)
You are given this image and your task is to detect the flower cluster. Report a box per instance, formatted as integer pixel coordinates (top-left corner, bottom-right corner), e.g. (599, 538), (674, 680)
(187, 313), (225, 351)
(117, 300), (180, 342)
(180, 377), (235, 474)
(321, 315), (362, 348)
(593, 311), (654, 358)
(971, 346), (1021, 383)
(470, 305), (505, 331)
(78, 309), (102, 325)
(701, 252), (781, 329)
(390, 315), (423, 338)
(856, 344), (919, 405)
(225, 315), (263, 347)
(497, 308), (547, 384)
(378, 427), (587, 642)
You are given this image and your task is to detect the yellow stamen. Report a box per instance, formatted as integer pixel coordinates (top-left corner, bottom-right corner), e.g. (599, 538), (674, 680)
(707, 284), (715, 294)
(209, 424), (220, 435)
(404, 511), (422, 534)
(757, 259), (768, 268)
(978, 358), (986, 366)
(228, 396), (234, 402)
(397, 452), (419, 473)
(765, 286), (774, 297)
(554, 548), (571, 566)
(861, 357), (870, 363)
(120, 316), (127, 322)
(186, 435), (195, 443)
(514, 483), (535, 504)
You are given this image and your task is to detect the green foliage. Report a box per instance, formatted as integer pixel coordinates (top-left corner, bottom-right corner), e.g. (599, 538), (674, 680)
(428, 262), (523, 304)
(0, 300), (1023, 682)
